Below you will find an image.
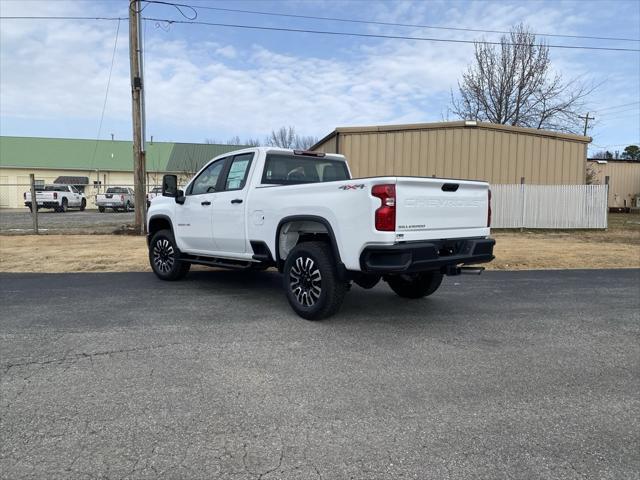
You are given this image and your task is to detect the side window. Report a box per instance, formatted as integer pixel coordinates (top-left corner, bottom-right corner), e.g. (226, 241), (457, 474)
(189, 159), (226, 195)
(224, 154), (253, 191)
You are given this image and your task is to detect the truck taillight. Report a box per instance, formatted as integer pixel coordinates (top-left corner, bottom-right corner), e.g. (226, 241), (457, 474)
(372, 184), (396, 231)
(487, 189), (492, 227)
(53, 192), (58, 200)
(23, 192), (26, 200)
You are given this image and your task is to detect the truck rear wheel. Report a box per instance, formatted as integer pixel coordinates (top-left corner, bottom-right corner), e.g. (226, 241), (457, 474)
(386, 271), (443, 299)
(149, 229), (190, 281)
(58, 198), (68, 213)
(283, 241), (347, 320)
(98, 206), (105, 213)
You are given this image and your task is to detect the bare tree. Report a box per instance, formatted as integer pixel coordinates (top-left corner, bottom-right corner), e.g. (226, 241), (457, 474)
(450, 24), (594, 134)
(294, 135), (319, 150)
(591, 150), (614, 160)
(267, 126), (296, 148)
(267, 126), (318, 150)
(206, 137), (261, 146)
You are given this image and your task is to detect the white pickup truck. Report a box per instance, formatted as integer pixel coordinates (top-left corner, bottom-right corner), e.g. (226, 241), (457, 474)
(24, 184), (86, 212)
(96, 187), (135, 212)
(147, 148), (494, 320)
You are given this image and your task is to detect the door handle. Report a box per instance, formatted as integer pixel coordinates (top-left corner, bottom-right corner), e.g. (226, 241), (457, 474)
(201, 201), (211, 206)
(231, 199), (243, 204)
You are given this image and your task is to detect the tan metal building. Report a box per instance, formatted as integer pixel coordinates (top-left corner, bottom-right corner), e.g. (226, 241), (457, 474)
(587, 159), (640, 208)
(312, 121), (591, 184)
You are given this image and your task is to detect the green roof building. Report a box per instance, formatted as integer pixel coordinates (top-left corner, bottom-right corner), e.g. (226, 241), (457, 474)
(0, 136), (246, 208)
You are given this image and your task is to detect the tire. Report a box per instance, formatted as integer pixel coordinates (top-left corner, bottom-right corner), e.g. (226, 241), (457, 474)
(59, 198), (68, 213)
(149, 229), (190, 281)
(98, 206), (105, 213)
(80, 199), (86, 211)
(283, 241), (347, 320)
(386, 271), (443, 299)
(125, 202), (131, 212)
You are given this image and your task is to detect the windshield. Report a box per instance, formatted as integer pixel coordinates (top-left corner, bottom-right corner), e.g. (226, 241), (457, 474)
(261, 154), (350, 185)
(106, 187), (128, 194)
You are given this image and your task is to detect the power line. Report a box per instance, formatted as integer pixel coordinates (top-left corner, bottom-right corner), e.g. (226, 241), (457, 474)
(593, 101), (640, 113)
(0, 16), (126, 21)
(142, 17), (640, 52)
(596, 107), (640, 118)
(3, 13), (639, 52)
(142, 2), (640, 43)
(90, 19), (121, 171)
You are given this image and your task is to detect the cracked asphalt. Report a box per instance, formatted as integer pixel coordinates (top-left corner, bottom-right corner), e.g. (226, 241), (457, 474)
(1, 269), (639, 479)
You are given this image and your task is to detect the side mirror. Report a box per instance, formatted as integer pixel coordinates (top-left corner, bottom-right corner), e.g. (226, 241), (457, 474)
(162, 175), (178, 197)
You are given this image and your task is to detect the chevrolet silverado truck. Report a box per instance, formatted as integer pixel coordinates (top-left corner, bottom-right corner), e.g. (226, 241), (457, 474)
(147, 147), (494, 320)
(96, 187), (135, 212)
(24, 184), (86, 212)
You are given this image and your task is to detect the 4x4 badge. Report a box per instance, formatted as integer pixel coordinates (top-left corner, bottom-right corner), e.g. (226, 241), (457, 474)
(339, 184), (365, 190)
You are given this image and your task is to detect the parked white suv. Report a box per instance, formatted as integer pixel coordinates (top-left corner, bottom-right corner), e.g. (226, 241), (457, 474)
(147, 148), (494, 319)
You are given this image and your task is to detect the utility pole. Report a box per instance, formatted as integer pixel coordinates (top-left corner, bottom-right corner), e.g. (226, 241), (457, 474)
(29, 174), (38, 234)
(579, 112), (595, 137)
(129, 0), (147, 234)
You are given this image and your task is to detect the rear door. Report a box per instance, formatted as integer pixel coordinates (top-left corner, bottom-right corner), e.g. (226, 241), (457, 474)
(69, 186), (82, 206)
(210, 153), (254, 254)
(395, 178), (489, 234)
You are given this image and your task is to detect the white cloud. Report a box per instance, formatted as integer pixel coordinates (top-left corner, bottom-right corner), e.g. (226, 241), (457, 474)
(0, 0), (637, 146)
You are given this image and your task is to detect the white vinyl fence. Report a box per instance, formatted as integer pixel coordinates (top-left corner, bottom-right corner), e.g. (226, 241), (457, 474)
(492, 184), (608, 229)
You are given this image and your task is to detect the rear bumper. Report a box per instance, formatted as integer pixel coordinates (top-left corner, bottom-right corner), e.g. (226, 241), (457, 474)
(360, 237), (495, 274)
(25, 201), (59, 208)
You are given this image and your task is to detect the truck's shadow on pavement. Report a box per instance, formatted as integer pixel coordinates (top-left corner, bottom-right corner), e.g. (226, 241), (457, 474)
(180, 269), (451, 324)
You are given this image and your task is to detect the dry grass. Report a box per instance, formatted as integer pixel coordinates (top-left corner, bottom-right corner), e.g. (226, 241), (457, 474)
(1, 217), (638, 273)
(0, 235), (151, 273)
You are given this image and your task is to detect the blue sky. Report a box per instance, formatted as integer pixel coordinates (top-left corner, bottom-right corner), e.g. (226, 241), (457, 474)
(1, 0), (639, 155)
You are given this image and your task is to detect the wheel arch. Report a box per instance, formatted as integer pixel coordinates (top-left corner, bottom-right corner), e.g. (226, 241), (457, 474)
(148, 215), (174, 244)
(275, 215), (343, 269)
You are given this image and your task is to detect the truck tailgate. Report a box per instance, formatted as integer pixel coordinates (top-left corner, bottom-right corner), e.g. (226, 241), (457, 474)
(395, 178), (489, 234)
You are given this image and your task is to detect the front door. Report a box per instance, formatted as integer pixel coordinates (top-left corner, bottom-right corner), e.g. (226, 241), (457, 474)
(174, 158), (226, 254)
(211, 153), (254, 254)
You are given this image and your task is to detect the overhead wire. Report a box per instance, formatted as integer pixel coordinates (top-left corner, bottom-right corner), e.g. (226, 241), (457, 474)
(139, 1), (640, 43)
(141, 17), (640, 52)
(89, 19), (121, 172)
(0, 16), (126, 21)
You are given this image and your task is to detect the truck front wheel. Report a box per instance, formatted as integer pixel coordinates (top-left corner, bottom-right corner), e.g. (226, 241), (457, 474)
(149, 229), (190, 281)
(283, 241), (347, 321)
(386, 271), (443, 299)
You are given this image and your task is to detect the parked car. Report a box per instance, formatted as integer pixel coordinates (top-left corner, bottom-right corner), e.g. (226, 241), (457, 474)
(147, 148), (494, 320)
(96, 187), (135, 213)
(147, 186), (162, 208)
(24, 184), (86, 212)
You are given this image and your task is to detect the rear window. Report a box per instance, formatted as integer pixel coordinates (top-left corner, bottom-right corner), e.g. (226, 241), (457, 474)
(43, 185), (68, 192)
(106, 187), (128, 194)
(261, 154), (350, 185)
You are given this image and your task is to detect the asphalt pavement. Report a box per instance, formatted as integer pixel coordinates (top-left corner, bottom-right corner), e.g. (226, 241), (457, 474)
(0, 209), (135, 234)
(1, 269), (639, 479)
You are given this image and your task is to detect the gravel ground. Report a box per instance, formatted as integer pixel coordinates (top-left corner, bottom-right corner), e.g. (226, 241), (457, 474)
(0, 209), (135, 234)
(1, 269), (638, 479)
